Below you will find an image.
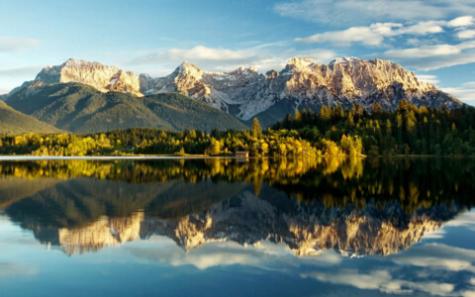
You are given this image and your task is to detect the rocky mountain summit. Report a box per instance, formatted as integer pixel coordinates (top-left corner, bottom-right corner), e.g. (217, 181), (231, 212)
(32, 58), (143, 96)
(11, 57), (462, 126)
(140, 62), (264, 113)
(149, 57), (460, 122)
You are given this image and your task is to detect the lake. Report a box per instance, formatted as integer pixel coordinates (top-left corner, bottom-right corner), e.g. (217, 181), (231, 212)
(0, 158), (473, 297)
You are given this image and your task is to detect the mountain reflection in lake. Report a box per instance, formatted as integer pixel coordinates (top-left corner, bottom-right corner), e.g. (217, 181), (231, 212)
(0, 158), (473, 297)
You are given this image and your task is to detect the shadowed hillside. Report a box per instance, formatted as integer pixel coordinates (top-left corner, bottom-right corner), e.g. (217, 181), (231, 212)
(0, 101), (61, 134)
(6, 82), (247, 133)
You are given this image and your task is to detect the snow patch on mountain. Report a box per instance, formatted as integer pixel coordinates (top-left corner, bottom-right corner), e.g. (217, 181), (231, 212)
(20, 57), (463, 122)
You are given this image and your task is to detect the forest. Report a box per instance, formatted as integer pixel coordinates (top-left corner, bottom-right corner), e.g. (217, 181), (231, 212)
(0, 100), (473, 158)
(0, 119), (362, 167)
(274, 100), (475, 156)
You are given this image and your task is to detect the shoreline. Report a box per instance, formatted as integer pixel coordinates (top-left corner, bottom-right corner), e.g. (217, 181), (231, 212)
(0, 154), (472, 161)
(0, 155), (243, 161)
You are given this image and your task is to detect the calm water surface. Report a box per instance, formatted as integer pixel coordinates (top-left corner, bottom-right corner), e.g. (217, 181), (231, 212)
(0, 158), (473, 297)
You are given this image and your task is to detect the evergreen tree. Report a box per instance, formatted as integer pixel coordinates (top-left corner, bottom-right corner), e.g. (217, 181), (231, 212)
(251, 118), (262, 138)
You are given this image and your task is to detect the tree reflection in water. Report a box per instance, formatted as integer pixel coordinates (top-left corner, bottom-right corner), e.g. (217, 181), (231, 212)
(0, 157), (472, 256)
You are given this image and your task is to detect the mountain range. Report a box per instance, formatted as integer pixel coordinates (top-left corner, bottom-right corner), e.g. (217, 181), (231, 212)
(0, 57), (464, 133)
(2, 176), (464, 257)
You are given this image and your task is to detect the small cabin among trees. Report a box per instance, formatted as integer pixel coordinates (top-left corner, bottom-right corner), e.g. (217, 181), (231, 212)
(235, 151), (249, 159)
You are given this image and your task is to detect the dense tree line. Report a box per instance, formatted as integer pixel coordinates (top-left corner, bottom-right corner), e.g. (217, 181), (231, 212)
(274, 100), (475, 156)
(0, 126), (364, 164)
(6, 99), (470, 158)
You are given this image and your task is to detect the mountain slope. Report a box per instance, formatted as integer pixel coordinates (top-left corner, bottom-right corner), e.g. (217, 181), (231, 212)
(6, 82), (246, 133)
(6, 57), (464, 130)
(0, 100), (61, 134)
(143, 93), (247, 131)
(141, 58), (463, 124)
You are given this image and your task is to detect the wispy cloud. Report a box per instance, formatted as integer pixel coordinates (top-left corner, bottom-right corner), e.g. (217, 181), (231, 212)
(302, 268), (455, 296)
(0, 66), (43, 94)
(296, 23), (400, 46)
(417, 74), (440, 85)
(293, 12), (475, 70)
(301, 242), (475, 296)
(400, 21), (445, 35)
(385, 41), (475, 70)
(0, 37), (39, 52)
(274, 0), (475, 24)
(130, 45), (264, 70)
(127, 44), (337, 75)
(0, 262), (37, 278)
(296, 17), (467, 47)
(128, 236), (342, 270)
(385, 44), (462, 58)
(443, 83), (475, 106)
(444, 210), (475, 229)
(0, 66), (42, 77)
(166, 46), (255, 62)
(393, 242), (475, 273)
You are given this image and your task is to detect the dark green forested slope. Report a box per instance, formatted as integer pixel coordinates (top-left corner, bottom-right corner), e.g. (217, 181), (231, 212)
(0, 100), (60, 134)
(143, 93), (247, 131)
(5, 82), (247, 133)
(274, 101), (475, 156)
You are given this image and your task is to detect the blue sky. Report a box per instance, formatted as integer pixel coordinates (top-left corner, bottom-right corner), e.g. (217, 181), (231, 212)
(1, 0), (475, 104)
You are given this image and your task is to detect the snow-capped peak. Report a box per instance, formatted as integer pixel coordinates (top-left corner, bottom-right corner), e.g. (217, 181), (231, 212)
(286, 57), (315, 70)
(23, 57), (460, 125)
(329, 56), (361, 66)
(230, 66), (258, 75)
(176, 61), (204, 79)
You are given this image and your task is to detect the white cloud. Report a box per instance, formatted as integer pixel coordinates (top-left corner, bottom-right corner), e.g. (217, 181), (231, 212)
(302, 269), (404, 292)
(395, 256), (473, 272)
(385, 41), (475, 70)
(128, 44), (337, 76)
(274, 0), (475, 24)
(443, 209), (475, 228)
(448, 16), (475, 27)
(296, 20), (446, 46)
(300, 49), (337, 63)
(128, 236), (342, 270)
(408, 51), (475, 70)
(0, 37), (39, 52)
(463, 290), (475, 297)
(385, 44), (461, 58)
(300, 240), (475, 297)
(167, 45), (255, 62)
(131, 45), (257, 66)
(296, 23), (399, 46)
(457, 30), (475, 40)
(302, 269), (455, 296)
(417, 74), (440, 85)
(399, 21), (444, 35)
(393, 242), (475, 272)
